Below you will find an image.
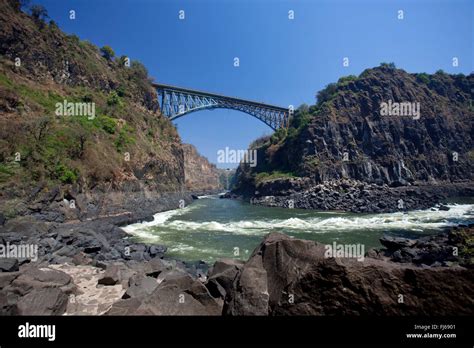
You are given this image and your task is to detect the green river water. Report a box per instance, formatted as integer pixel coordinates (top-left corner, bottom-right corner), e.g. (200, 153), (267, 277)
(123, 195), (474, 263)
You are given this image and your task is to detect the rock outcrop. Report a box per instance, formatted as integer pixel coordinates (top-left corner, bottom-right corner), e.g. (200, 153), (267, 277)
(377, 224), (474, 268)
(233, 66), (473, 212)
(223, 232), (474, 316)
(0, 0), (186, 223)
(106, 268), (222, 315)
(182, 143), (223, 193)
(0, 264), (75, 315)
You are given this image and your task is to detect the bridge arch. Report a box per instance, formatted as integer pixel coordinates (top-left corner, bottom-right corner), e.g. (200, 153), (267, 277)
(154, 83), (289, 130)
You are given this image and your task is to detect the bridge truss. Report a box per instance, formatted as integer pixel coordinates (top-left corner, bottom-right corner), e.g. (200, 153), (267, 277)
(154, 83), (289, 130)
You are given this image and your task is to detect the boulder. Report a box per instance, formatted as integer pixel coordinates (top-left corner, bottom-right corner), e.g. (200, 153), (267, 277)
(3, 216), (49, 237)
(0, 258), (19, 272)
(72, 252), (93, 266)
(16, 288), (69, 315)
(122, 275), (158, 299)
(97, 263), (137, 288)
(0, 290), (19, 315)
(0, 272), (19, 289)
(206, 258), (244, 298)
(144, 257), (167, 278)
(380, 235), (417, 250)
(98, 264), (123, 286)
(107, 271), (222, 315)
(0, 266), (75, 315)
(11, 267), (74, 295)
(223, 232), (474, 316)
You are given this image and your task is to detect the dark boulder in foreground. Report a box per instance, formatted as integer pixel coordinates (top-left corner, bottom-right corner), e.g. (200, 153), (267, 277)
(205, 258), (245, 299)
(0, 265), (75, 315)
(106, 270), (222, 315)
(223, 232), (474, 316)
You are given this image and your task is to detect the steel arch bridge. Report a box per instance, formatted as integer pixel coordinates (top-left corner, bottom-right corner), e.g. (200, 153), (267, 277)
(153, 83), (289, 130)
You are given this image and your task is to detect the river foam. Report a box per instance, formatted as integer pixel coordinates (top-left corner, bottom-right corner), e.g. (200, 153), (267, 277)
(123, 203), (474, 238)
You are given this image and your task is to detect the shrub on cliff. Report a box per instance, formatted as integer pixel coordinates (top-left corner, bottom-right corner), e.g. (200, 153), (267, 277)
(316, 82), (337, 105)
(100, 45), (115, 61)
(29, 4), (48, 22)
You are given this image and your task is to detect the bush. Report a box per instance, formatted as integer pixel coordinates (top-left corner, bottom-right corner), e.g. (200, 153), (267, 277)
(115, 126), (135, 152)
(380, 62), (396, 69)
(270, 128), (287, 145)
(55, 164), (78, 184)
(97, 116), (116, 134)
(316, 83), (337, 105)
(100, 45), (115, 61)
(30, 4), (48, 21)
(297, 103), (309, 113)
(116, 85), (126, 98)
(255, 171), (297, 183)
(130, 61), (148, 80)
(107, 91), (122, 106)
(289, 110), (311, 130)
(337, 75), (357, 85)
(416, 73), (430, 84)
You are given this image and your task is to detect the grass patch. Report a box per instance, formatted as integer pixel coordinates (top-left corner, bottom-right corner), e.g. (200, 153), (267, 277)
(255, 170), (298, 184)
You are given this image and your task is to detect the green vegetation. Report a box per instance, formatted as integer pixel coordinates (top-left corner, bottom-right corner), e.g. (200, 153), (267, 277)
(100, 45), (115, 61)
(270, 127), (287, 145)
(255, 170), (297, 183)
(337, 75), (357, 86)
(416, 72), (430, 84)
(29, 4), (48, 21)
(107, 91), (123, 107)
(96, 115), (117, 134)
(380, 62), (396, 69)
(115, 125), (136, 152)
(54, 163), (78, 184)
(304, 155), (319, 168)
(0, 73), (63, 112)
(316, 82), (338, 105)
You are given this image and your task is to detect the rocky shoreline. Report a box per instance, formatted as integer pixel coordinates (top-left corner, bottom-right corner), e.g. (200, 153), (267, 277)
(1, 187), (473, 315)
(232, 178), (474, 213)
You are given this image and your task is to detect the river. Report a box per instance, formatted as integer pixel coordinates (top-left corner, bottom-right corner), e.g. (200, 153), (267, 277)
(122, 195), (474, 263)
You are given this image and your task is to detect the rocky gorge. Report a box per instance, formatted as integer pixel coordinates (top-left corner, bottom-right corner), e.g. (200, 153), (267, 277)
(0, 0), (473, 318)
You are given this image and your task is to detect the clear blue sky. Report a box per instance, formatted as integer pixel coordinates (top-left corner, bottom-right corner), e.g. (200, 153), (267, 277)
(36, 0), (473, 168)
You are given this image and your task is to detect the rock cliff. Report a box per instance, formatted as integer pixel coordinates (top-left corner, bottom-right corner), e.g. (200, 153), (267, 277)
(233, 65), (473, 211)
(182, 144), (222, 193)
(0, 0), (187, 221)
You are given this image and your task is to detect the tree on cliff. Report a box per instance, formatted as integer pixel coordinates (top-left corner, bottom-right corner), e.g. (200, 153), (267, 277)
(100, 45), (115, 61)
(29, 4), (48, 21)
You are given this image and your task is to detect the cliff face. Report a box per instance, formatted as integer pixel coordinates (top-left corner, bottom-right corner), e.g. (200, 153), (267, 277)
(233, 65), (473, 208)
(182, 144), (222, 192)
(0, 0), (185, 220)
